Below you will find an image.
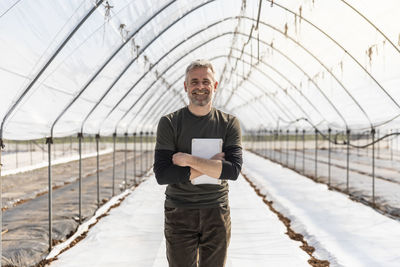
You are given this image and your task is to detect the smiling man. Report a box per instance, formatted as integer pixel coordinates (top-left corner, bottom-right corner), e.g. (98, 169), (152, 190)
(153, 59), (242, 267)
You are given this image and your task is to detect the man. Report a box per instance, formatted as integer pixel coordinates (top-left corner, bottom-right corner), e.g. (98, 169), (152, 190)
(153, 59), (242, 267)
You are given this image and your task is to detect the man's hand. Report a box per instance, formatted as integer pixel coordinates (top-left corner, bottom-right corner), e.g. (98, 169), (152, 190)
(172, 152), (192, 167)
(211, 152), (225, 161)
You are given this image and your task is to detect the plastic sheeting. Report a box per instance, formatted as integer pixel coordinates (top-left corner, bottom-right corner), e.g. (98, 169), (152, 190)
(1, 0), (400, 140)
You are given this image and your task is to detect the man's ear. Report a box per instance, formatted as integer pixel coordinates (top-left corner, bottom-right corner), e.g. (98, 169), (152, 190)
(184, 81), (188, 92)
(214, 81), (218, 91)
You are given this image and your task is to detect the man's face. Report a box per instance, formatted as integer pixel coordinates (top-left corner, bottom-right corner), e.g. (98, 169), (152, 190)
(184, 67), (218, 107)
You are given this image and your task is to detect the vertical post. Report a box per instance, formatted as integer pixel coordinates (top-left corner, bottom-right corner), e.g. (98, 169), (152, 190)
(371, 128), (376, 206)
(145, 132), (150, 171)
(53, 138), (56, 160)
(377, 129), (380, 159)
(273, 130), (276, 160)
(294, 129), (298, 169)
(124, 133), (128, 190)
(328, 128), (332, 187)
(133, 132), (137, 184)
(0, 139), (4, 258)
(302, 129), (305, 174)
(315, 129), (318, 180)
(78, 133), (83, 223)
(151, 131), (154, 165)
(140, 131), (143, 176)
(46, 137), (53, 250)
(346, 129), (350, 193)
(286, 129), (289, 166)
(279, 130), (282, 163)
(112, 133), (116, 196)
(96, 134), (100, 208)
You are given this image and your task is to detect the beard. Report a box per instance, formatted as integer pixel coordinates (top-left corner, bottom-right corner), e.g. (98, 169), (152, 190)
(189, 89), (212, 106)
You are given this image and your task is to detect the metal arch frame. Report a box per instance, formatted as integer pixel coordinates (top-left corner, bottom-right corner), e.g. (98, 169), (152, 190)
(115, 23), (348, 132)
(263, 0), (400, 113)
(111, 16), (357, 132)
(112, 21), (363, 134)
(213, 32), (348, 128)
(218, 17), (372, 128)
(121, 64), (278, 134)
(338, 0), (400, 54)
(130, 85), (265, 135)
(220, 56), (315, 123)
(50, 0), (178, 137)
(131, 94), (182, 135)
(229, 73), (297, 121)
(80, 0), (219, 134)
(218, 55), (314, 122)
(2, 0), (397, 139)
(234, 48), (327, 121)
(0, 0), (104, 140)
(123, 83), (186, 133)
(112, 31), (290, 134)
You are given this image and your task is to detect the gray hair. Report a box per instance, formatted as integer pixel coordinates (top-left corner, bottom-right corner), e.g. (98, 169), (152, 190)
(185, 59), (216, 82)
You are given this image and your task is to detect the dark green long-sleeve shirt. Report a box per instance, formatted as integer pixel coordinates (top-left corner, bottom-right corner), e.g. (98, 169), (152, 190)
(153, 106), (242, 208)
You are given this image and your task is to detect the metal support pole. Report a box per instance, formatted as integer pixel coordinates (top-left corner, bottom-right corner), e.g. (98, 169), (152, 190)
(46, 137), (53, 250)
(302, 129), (305, 174)
(124, 133), (128, 190)
(279, 130), (282, 163)
(286, 129), (289, 166)
(78, 133), (83, 223)
(328, 128), (332, 187)
(273, 130), (276, 160)
(96, 134), (100, 208)
(145, 132), (149, 172)
(377, 129), (380, 159)
(294, 129), (298, 168)
(346, 129), (350, 193)
(151, 131), (155, 166)
(315, 129), (318, 180)
(112, 133), (116, 196)
(371, 128), (376, 206)
(0, 139), (4, 258)
(133, 133), (137, 183)
(140, 131), (143, 176)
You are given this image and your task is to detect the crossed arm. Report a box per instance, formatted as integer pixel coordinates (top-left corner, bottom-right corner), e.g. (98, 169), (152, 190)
(172, 152), (225, 180)
(153, 146), (242, 185)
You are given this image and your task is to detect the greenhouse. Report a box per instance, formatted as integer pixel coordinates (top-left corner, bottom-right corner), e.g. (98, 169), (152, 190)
(1, 0), (400, 266)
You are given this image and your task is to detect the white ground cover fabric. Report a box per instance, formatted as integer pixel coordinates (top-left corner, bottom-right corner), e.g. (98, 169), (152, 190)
(48, 173), (310, 267)
(242, 151), (400, 267)
(47, 150), (400, 267)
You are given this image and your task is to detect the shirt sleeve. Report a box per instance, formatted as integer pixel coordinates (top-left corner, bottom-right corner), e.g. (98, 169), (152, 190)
(219, 116), (242, 180)
(225, 116), (242, 148)
(155, 116), (175, 151)
(219, 145), (242, 180)
(153, 149), (191, 185)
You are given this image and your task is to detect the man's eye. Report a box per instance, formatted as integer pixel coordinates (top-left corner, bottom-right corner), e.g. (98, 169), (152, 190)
(203, 81), (210, 85)
(191, 81), (198, 85)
